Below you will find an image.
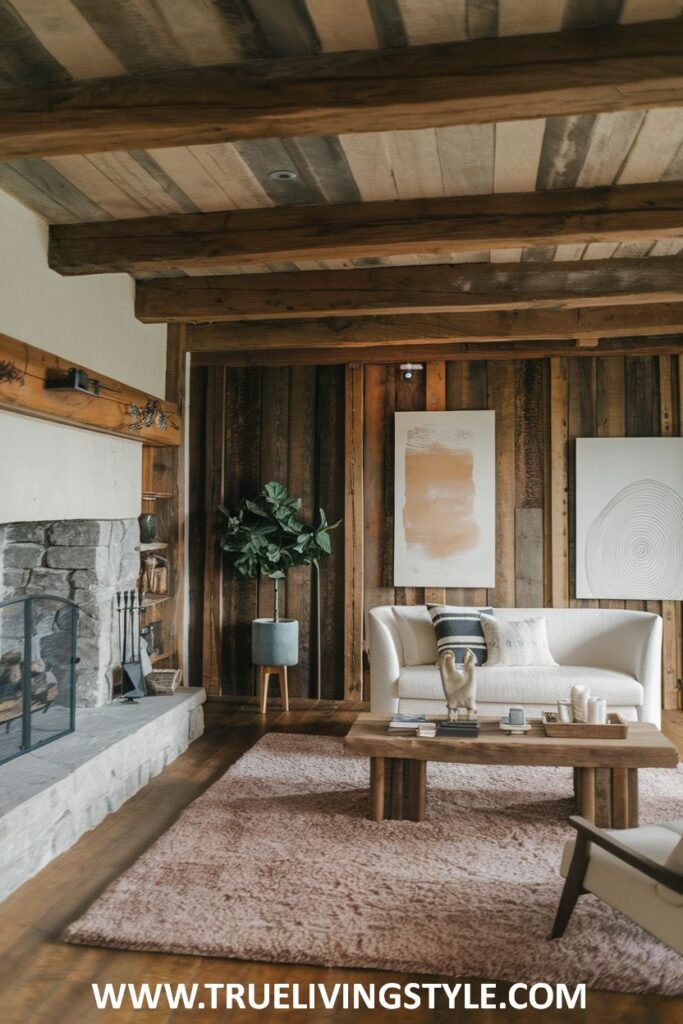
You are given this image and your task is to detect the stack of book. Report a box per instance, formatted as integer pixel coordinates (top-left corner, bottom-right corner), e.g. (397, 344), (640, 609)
(387, 714), (427, 735)
(387, 715), (478, 738)
(436, 719), (479, 738)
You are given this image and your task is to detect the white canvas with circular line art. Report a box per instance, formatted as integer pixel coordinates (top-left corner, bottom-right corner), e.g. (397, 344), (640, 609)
(576, 437), (683, 600)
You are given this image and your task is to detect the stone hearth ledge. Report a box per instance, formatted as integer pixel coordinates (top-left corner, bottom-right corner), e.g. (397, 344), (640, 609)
(0, 688), (205, 901)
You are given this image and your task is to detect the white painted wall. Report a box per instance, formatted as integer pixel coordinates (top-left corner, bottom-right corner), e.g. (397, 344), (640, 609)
(0, 411), (141, 523)
(0, 188), (165, 524)
(0, 189), (166, 394)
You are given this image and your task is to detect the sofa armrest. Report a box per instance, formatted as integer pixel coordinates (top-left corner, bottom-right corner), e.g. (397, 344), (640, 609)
(368, 611), (401, 714)
(634, 614), (663, 727)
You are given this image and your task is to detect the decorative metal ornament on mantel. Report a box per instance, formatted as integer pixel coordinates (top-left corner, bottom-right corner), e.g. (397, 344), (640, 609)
(0, 360), (24, 385)
(127, 400), (173, 432)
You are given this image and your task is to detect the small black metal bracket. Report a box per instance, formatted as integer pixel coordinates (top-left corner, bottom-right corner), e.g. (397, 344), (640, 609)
(45, 367), (101, 396)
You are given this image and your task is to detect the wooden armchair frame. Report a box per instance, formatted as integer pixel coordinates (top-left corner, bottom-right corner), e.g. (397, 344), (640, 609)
(551, 815), (683, 939)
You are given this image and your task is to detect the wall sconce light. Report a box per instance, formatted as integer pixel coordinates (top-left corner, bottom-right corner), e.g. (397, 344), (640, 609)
(399, 363), (424, 381)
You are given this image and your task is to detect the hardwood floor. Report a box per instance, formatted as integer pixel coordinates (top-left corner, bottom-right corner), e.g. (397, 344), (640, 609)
(2, 701), (682, 1024)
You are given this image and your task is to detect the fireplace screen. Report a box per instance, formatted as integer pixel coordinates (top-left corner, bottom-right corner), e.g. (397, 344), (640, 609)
(0, 595), (78, 766)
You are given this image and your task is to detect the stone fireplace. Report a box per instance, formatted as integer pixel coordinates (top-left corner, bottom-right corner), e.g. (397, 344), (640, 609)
(0, 519), (139, 706)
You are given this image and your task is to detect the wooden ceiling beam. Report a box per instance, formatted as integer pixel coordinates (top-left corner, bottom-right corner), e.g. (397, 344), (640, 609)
(136, 256), (683, 323)
(3, 19), (683, 160)
(191, 336), (683, 368)
(50, 181), (683, 276)
(186, 303), (683, 353)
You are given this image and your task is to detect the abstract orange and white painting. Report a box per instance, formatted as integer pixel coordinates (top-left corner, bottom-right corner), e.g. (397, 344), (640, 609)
(394, 411), (496, 587)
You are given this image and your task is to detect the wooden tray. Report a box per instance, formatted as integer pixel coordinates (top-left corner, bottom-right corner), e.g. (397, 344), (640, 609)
(542, 711), (628, 739)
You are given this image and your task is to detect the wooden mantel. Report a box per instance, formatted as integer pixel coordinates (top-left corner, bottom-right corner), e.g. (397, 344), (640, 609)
(0, 333), (180, 447)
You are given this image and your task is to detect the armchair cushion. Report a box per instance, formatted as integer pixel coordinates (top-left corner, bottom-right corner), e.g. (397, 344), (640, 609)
(561, 821), (683, 931)
(558, 819), (683, 954)
(663, 821), (683, 881)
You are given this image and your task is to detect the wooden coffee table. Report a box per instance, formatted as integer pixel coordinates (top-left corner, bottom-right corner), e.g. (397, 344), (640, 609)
(344, 714), (679, 827)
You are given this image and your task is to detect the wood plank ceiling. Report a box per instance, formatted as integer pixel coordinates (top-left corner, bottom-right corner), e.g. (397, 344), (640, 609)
(0, 0), (682, 277)
(1, 0), (683, 367)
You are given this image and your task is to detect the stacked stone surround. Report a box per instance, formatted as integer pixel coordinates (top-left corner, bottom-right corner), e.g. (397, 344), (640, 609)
(0, 520), (139, 706)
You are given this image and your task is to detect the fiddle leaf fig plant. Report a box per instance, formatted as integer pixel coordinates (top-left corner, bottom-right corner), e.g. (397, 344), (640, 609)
(219, 481), (340, 621)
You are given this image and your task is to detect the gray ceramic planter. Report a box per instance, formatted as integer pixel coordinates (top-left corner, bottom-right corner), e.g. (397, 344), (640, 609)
(251, 618), (299, 667)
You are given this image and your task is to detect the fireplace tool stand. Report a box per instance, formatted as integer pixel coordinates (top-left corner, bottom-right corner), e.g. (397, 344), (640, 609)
(116, 589), (146, 701)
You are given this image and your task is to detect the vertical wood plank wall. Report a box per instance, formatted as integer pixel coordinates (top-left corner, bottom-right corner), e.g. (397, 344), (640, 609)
(191, 354), (682, 711)
(344, 364), (364, 701)
(363, 354), (680, 709)
(190, 365), (345, 698)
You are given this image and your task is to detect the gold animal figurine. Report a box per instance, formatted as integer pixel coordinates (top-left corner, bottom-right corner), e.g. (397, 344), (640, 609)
(438, 649), (477, 721)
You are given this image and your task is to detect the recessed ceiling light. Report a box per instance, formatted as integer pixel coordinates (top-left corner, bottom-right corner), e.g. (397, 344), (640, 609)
(269, 169), (298, 181)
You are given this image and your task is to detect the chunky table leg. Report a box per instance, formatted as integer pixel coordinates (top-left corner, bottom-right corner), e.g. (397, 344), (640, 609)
(628, 768), (639, 827)
(407, 760), (427, 822)
(390, 758), (405, 820)
(577, 767), (596, 823)
(595, 768), (612, 828)
(370, 756), (385, 822)
(611, 767), (629, 829)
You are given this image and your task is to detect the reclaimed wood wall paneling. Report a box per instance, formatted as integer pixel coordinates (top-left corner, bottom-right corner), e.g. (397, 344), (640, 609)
(316, 365), (347, 700)
(191, 363), (345, 697)
(344, 363), (365, 700)
(362, 353), (680, 711)
(193, 352), (681, 710)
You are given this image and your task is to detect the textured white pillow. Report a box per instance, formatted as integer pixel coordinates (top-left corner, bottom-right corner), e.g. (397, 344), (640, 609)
(480, 615), (558, 668)
(392, 606), (438, 666)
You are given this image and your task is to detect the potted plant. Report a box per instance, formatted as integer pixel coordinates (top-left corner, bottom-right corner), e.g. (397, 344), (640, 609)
(219, 481), (339, 671)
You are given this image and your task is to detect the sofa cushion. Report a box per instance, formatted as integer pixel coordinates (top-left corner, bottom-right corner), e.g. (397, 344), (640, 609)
(481, 614), (557, 667)
(428, 604), (492, 665)
(397, 664), (644, 707)
(392, 606), (438, 666)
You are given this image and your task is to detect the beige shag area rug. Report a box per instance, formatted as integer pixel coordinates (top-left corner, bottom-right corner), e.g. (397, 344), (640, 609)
(65, 733), (683, 994)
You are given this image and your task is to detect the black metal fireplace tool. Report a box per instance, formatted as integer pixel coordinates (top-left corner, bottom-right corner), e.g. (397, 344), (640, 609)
(116, 589), (146, 701)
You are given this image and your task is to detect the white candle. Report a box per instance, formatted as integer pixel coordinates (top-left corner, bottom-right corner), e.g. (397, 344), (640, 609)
(571, 684), (590, 724)
(587, 698), (601, 724)
(557, 699), (573, 723)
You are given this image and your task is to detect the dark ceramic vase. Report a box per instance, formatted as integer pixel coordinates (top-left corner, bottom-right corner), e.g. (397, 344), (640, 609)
(138, 513), (157, 543)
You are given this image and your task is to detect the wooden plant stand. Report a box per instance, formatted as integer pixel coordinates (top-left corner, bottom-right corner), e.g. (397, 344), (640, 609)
(257, 665), (290, 715)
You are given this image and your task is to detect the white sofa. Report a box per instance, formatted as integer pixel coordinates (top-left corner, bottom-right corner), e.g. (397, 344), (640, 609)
(368, 606), (663, 727)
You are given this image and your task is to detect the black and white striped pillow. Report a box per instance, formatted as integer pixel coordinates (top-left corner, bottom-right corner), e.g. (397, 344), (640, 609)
(427, 605), (493, 665)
